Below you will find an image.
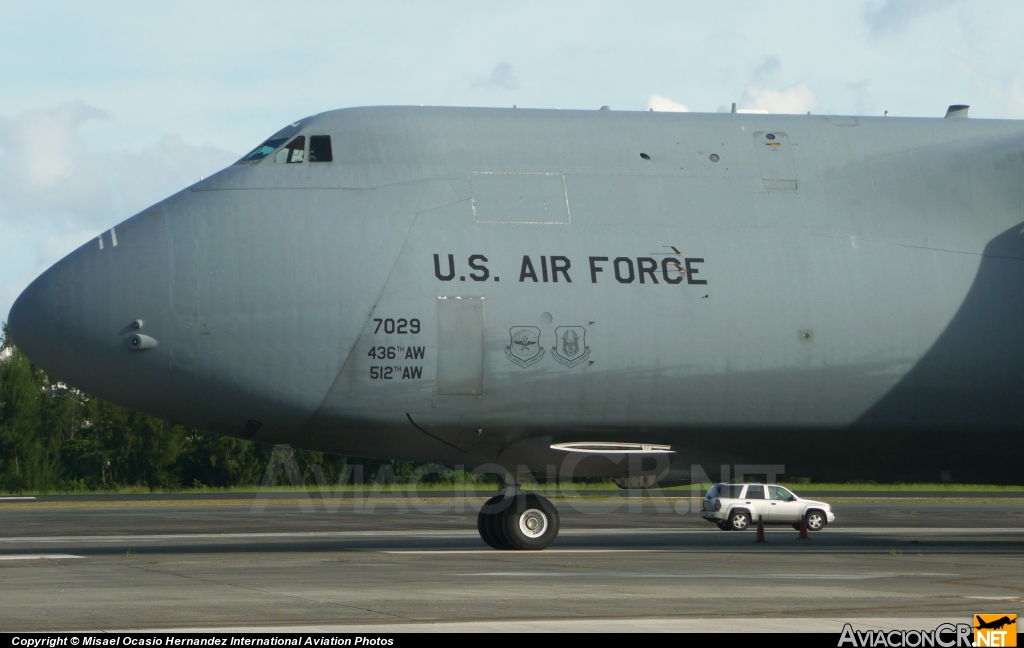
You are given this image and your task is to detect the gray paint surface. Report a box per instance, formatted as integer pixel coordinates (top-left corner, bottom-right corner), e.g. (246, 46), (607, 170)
(471, 172), (571, 223)
(8, 106), (1024, 483)
(435, 297), (485, 395)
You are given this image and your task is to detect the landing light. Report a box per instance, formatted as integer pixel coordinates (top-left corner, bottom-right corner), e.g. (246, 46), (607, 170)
(128, 334), (158, 351)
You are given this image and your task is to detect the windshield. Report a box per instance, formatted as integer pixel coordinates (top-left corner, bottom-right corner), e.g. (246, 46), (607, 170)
(238, 137), (288, 164)
(235, 118), (309, 165)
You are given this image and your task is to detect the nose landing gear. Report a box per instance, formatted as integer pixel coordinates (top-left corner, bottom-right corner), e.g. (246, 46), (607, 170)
(477, 492), (560, 550)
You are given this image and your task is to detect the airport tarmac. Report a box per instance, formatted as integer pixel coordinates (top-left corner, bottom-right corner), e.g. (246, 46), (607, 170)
(0, 497), (1021, 632)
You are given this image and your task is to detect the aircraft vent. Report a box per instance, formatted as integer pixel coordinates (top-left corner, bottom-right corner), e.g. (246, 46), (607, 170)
(945, 104), (970, 118)
(550, 442), (674, 454)
(731, 102), (769, 114)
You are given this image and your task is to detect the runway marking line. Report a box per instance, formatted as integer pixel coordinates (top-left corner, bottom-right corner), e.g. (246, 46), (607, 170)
(137, 618), (1008, 634)
(384, 549), (669, 554)
(0, 554), (83, 560)
(0, 497), (37, 501)
(458, 572), (957, 580)
(0, 527), (1020, 544)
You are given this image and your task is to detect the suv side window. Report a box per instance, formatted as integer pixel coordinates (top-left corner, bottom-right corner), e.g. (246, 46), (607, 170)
(719, 485), (744, 498)
(768, 485), (795, 501)
(746, 485), (765, 499)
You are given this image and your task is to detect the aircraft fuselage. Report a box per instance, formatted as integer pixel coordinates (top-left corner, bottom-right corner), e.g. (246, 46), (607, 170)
(10, 107), (1024, 483)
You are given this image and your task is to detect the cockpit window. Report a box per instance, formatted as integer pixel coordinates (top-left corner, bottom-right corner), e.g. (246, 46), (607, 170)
(238, 137), (288, 164)
(234, 118), (309, 165)
(309, 135), (333, 162)
(275, 136), (305, 164)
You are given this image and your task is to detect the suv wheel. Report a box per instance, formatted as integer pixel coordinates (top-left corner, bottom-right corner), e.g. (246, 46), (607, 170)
(729, 510), (750, 531)
(805, 510), (826, 531)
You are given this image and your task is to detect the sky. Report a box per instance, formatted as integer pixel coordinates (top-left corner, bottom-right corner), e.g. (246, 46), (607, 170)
(3, 0), (1024, 323)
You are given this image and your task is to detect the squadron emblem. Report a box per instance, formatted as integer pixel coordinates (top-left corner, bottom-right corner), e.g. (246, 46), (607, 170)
(505, 326), (545, 368)
(551, 326), (591, 368)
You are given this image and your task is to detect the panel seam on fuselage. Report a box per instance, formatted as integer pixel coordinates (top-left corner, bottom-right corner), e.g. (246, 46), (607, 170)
(806, 231), (1024, 260)
(299, 181), (436, 432)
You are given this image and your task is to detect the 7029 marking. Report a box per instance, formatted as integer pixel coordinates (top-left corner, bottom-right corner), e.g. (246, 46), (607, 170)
(373, 318), (420, 334)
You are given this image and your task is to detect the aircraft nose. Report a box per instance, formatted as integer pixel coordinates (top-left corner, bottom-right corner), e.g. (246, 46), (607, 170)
(7, 265), (62, 376)
(8, 210), (174, 413)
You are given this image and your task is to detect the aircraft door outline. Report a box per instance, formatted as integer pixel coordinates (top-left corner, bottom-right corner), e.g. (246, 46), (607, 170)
(435, 296), (485, 395)
(753, 132), (797, 191)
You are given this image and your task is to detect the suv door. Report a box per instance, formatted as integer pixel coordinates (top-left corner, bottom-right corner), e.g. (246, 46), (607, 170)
(767, 485), (802, 522)
(743, 484), (770, 522)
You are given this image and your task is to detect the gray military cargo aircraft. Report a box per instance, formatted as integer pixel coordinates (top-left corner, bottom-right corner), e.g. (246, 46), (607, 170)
(8, 105), (1024, 549)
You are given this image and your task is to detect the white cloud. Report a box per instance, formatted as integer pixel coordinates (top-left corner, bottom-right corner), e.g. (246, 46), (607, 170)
(862, 0), (962, 38)
(954, 60), (1024, 120)
(847, 79), (876, 116)
(743, 81), (820, 114)
(646, 94), (689, 112)
(751, 56), (781, 83)
(470, 62), (520, 91)
(1002, 64), (1024, 118)
(0, 101), (237, 323)
(0, 101), (110, 220)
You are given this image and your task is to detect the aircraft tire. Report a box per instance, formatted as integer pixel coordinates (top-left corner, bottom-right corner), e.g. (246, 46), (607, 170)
(717, 522), (731, 531)
(486, 508), (514, 549)
(503, 494), (559, 550)
(481, 494), (514, 549)
(477, 495), (505, 549)
(483, 495), (512, 544)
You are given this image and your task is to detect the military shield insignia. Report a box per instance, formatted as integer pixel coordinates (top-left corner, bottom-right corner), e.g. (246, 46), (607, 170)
(506, 326), (544, 368)
(551, 326), (590, 368)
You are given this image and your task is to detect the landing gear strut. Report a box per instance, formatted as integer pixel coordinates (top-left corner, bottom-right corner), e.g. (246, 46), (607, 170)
(477, 491), (560, 550)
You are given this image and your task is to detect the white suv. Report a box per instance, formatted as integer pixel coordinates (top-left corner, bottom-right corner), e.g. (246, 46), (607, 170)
(701, 483), (835, 531)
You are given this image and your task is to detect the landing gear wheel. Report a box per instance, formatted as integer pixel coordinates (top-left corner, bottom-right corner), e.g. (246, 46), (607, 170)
(805, 510), (826, 531)
(485, 501), (514, 549)
(717, 522), (731, 531)
(729, 510), (750, 531)
(477, 495), (505, 549)
(503, 494), (560, 550)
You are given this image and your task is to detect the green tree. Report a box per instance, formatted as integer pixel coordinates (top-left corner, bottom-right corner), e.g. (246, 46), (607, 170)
(2, 323), (423, 493)
(179, 432), (267, 488)
(0, 324), (60, 491)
